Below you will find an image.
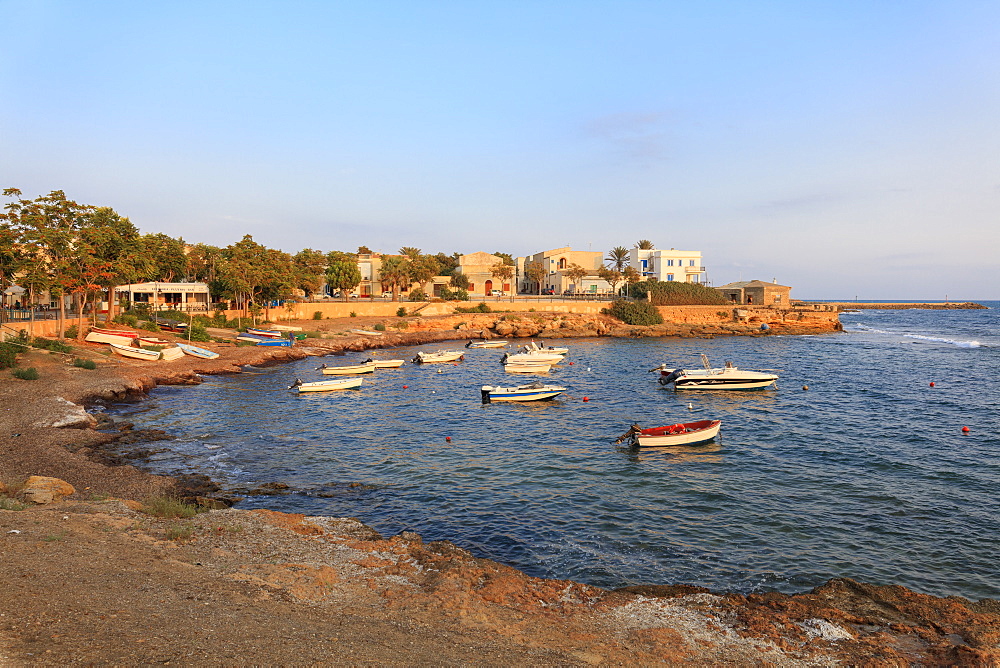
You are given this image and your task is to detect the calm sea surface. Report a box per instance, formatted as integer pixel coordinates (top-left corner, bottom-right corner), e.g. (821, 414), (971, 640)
(104, 303), (1000, 600)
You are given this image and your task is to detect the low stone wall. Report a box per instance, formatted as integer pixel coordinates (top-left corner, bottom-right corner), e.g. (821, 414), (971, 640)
(1, 318), (64, 339)
(259, 299), (616, 321)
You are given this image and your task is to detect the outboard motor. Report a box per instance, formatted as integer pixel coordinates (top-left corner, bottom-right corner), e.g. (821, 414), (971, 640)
(481, 388), (492, 403)
(465, 340), (472, 348)
(659, 369), (684, 386)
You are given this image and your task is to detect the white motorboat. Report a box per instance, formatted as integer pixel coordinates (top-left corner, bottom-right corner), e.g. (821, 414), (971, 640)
(364, 358), (405, 368)
(318, 361), (377, 375)
(502, 351), (564, 364)
(176, 342), (220, 359)
(412, 350), (465, 364)
(652, 354), (778, 390)
(503, 360), (552, 373)
(520, 341), (568, 355)
(108, 342), (161, 361)
(465, 340), (509, 349)
(85, 328), (138, 346)
(615, 420), (722, 447)
(289, 377), (363, 393)
(481, 381), (566, 402)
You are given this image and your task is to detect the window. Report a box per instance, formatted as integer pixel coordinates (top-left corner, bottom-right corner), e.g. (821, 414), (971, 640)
(667, 274), (674, 281)
(641, 259), (647, 269)
(667, 259), (673, 266)
(689, 259), (695, 266)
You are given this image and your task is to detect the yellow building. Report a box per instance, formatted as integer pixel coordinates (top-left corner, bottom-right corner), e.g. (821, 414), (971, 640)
(517, 247), (608, 294)
(457, 252), (511, 296)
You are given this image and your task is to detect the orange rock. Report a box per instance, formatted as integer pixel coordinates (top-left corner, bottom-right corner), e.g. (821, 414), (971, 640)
(21, 476), (75, 504)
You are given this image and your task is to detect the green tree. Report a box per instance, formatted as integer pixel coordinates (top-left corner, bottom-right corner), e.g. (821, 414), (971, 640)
(524, 261), (547, 295)
(449, 272), (470, 290)
(293, 248), (328, 297)
(219, 235), (269, 318)
(492, 251), (514, 265)
(564, 263), (589, 293)
(399, 246), (421, 260)
(490, 261), (515, 294)
(598, 266), (623, 296)
(433, 252), (461, 276)
(326, 260), (362, 301)
(605, 246), (630, 272)
(141, 233), (187, 282)
(83, 207), (148, 325)
(378, 256), (410, 301)
(0, 222), (26, 298)
(408, 255), (440, 295)
(636, 239), (654, 250)
(623, 266), (642, 298)
(357, 245), (373, 255)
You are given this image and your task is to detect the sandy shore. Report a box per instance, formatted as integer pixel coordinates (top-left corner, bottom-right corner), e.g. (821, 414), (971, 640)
(2, 316), (999, 664)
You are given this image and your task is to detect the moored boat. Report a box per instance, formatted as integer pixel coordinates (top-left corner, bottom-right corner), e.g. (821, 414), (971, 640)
(481, 381), (566, 402)
(176, 342), (220, 359)
(502, 360), (552, 373)
(412, 350), (465, 364)
(651, 354), (778, 390)
(108, 342), (161, 361)
(318, 361), (377, 375)
(521, 341), (568, 355)
(615, 419), (722, 447)
(85, 328), (138, 346)
(364, 358), (405, 368)
(502, 351), (564, 364)
(465, 339), (509, 349)
(289, 377), (363, 393)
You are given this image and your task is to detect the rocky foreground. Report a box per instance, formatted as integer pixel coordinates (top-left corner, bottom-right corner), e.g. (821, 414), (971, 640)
(2, 313), (999, 665)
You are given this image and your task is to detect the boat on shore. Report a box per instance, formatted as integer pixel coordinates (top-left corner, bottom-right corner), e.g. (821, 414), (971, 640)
(159, 346), (185, 361)
(176, 342), (220, 359)
(246, 327), (284, 338)
(237, 333), (293, 347)
(615, 420), (722, 447)
(481, 382), (566, 402)
(349, 329), (384, 337)
(154, 318), (188, 333)
(412, 350), (465, 364)
(108, 342), (161, 361)
(652, 354), (778, 390)
(318, 361), (377, 375)
(465, 340), (509, 349)
(85, 328), (138, 346)
(289, 377), (363, 393)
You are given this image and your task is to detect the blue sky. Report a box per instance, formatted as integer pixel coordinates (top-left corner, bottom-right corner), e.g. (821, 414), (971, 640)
(2, 1), (997, 299)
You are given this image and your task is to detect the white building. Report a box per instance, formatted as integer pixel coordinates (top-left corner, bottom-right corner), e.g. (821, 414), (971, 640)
(629, 247), (705, 284)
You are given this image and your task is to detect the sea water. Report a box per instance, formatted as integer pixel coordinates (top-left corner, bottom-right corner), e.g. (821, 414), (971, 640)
(105, 303), (1000, 600)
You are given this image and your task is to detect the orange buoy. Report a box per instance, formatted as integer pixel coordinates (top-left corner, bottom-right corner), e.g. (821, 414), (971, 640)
(962, 426), (970, 433)
(930, 382), (935, 387)
(402, 385), (408, 389)
(582, 396), (589, 402)
(446, 436), (452, 442)
(569, 362), (574, 365)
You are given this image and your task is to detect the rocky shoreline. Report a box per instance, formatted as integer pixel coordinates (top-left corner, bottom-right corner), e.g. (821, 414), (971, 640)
(3, 312), (999, 664)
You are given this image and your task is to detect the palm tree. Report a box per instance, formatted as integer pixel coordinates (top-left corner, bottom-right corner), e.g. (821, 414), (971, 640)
(605, 246), (630, 272)
(399, 246), (421, 261)
(378, 256), (410, 301)
(637, 239), (654, 250)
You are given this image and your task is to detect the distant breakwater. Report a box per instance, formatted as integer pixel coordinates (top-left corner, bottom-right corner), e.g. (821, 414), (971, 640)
(826, 302), (987, 310)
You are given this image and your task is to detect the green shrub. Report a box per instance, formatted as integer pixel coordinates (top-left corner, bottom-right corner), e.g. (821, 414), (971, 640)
(114, 313), (139, 327)
(302, 330), (321, 338)
(602, 300), (663, 326)
(408, 288), (427, 302)
(396, 306), (408, 317)
(12, 367), (39, 380)
(0, 342), (17, 369)
(454, 302), (491, 314)
(0, 497), (28, 511)
(630, 280), (727, 306)
(349, 312), (357, 318)
(73, 358), (97, 370)
(32, 337), (73, 354)
(373, 323), (386, 331)
(64, 324), (78, 339)
(312, 311), (323, 320)
(392, 320), (409, 329)
(141, 496), (204, 519)
(165, 523), (196, 542)
(188, 323), (211, 343)
(139, 320), (161, 332)
(454, 288), (470, 301)
(438, 286), (454, 301)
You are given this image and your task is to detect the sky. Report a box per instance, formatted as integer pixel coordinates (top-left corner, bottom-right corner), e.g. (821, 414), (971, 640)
(1, 1), (998, 299)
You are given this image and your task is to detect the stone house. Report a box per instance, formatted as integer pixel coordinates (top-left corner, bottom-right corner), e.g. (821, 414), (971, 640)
(715, 280), (792, 307)
(517, 246), (609, 294)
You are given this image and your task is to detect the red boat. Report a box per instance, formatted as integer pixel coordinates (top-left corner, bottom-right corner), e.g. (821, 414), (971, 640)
(616, 420), (721, 447)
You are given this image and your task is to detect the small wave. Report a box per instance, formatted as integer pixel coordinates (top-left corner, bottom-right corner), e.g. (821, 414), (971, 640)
(904, 334), (982, 348)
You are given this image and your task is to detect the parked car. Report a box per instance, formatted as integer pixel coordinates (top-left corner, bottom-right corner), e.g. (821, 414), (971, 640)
(489, 290), (506, 297)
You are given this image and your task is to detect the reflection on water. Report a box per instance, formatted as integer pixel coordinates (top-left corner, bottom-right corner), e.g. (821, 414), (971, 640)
(108, 307), (1000, 600)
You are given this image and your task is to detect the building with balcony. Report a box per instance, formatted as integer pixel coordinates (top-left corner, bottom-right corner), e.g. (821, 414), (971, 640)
(517, 246), (610, 294)
(629, 247), (705, 284)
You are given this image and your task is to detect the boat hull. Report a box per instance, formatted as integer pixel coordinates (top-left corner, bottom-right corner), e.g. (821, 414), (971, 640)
(246, 328), (283, 338)
(320, 362), (376, 375)
(159, 347), (185, 361)
(481, 384), (566, 402)
(673, 377), (777, 390)
(108, 343), (161, 360)
(370, 359), (405, 368)
(503, 352), (564, 364)
(86, 330), (137, 346)
(295, 377), (363, 392)
(466, 340), (509, 348)
(176, 343), (220, 359)
(503, 362), (552, 373)
(413, 351), (464, 363)
(635, 420), (721, 447)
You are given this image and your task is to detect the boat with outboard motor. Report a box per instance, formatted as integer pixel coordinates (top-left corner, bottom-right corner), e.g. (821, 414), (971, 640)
(615, 419), (722, 447)
(651, 354), (778, 390)
(520, 341), (569, 355)
(465, 340), (509, 348)
(412, 350), (465, 364)
(481, 381), (567, 402)
(289, 377), (364, 393)
(236, 333), (293, 347)
(363, 358), (405, 368)
(318, 361), (377, 375)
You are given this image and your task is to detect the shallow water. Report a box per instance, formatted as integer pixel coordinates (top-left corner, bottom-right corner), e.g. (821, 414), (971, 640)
(106, 304), (1000, 599)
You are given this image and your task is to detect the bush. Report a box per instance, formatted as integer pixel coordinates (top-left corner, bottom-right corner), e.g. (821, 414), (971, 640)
(438, 286), (454, 301)
(115, 313), (139, 327)
(454, 302), (492, 314)
(454, 288), (470, 301)
(408, 288), (427, 302)
(73, 358), (97, 370)
(140, 496), (204, 519)
(139, 320), (161, 332)
(188, 323), (211, 343)
(32, 337), (73, 354)
(65, 324), (78, 339)
(392, 320), (409, 329)
(373, 323), (386, 331)
(0, 342), (17, 369)
(602, 300), (663, 326)
(396, 307), (408, 317)
(12, 367), (39, 380)
(349, 312), (357, 318)
(630, 280), (727, 306)
(312, 311), (323, 320)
